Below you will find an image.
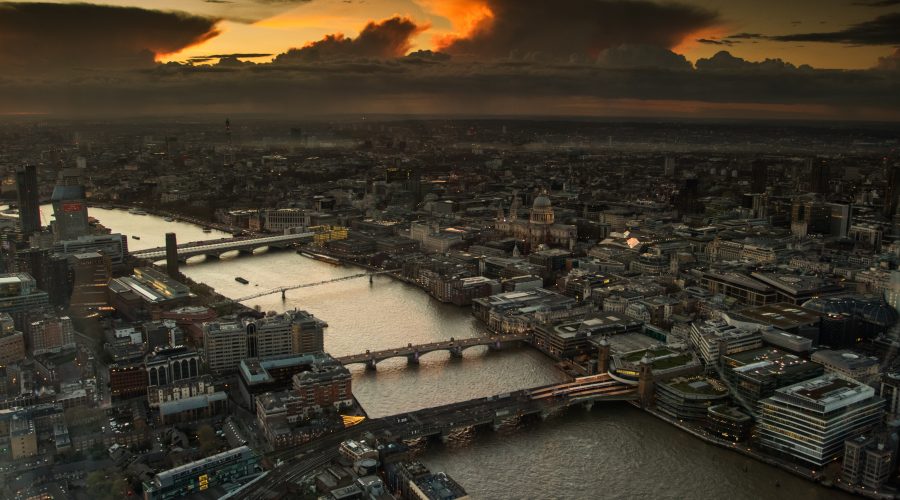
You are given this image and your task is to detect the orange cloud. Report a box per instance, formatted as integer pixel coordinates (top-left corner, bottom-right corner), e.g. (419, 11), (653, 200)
(672, 26), (730, 55)
(273, 16), (427, 62)
(428, 0), (720, 59)
(415, 0), (495, 50)
(154, 28), (222, 61)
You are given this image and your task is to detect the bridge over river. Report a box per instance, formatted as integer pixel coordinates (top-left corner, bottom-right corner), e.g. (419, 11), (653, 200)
(336, 333), (531, 369)
(131, 233), (314, 262)
(235, 374), (637, 499)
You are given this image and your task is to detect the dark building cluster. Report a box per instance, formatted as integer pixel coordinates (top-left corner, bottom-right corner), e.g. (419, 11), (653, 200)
(0, 118), (898, 499)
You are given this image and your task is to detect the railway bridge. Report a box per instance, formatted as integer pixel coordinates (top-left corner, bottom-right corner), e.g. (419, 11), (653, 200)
(238, 375), (638, 499)
(132, 233), (314, 262)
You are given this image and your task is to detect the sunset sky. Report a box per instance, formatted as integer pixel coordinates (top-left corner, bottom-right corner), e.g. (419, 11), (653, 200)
(0, 0), (898, 119)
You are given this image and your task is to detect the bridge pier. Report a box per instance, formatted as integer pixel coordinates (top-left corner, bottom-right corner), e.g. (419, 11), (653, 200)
(582, 401), (594, 412)
(540, 408), (561, 421)
(449, 346), (463, 359)
(488, 340), (502, 351)
(492, 416), (520, 431)
(365, 359), (377, 371)
(407, 352), (420, 365)
(281, 289), (286, 301)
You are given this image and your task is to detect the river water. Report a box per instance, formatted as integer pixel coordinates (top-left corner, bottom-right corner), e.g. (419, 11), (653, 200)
(75, 206), (851, 499)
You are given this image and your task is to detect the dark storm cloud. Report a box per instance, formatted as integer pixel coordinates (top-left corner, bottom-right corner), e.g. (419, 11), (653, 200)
(403, 50), (452, 64)
(439, 0), (719, 59)
(596, 44), (692, 70)
(697, 38), (736, 46)
(877, 48), (900, 70)
(2, 47), (896, 119)
(771, 12), (900, 45)
(273, 16), (425, 63)
(851, 0), (900, 7)
(695, 51), (807, 72)
(727, 33), (765, 40)
(188, 53), (273, 60)
(0, 2), (220, 72)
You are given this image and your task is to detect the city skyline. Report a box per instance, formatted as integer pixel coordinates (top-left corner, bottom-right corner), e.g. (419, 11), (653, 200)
(0, 0), (897, 120)
(2, 2), (900, 499)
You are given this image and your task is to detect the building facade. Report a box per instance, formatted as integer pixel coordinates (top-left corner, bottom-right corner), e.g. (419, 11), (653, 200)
(0, 273), (50, 329)
(143, 446), (260, 499)
(0, 313), (26, 366)
(758, 375), (884, 467)
(495, 193), (577, 252)
(27, 313), (75, 356)
(203, 310), (325, 374)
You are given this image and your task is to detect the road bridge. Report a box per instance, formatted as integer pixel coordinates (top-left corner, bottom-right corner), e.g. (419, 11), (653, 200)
(336, 333), (531, 369)
(239, 375), (636, 499)
(131, 233), (314, 262)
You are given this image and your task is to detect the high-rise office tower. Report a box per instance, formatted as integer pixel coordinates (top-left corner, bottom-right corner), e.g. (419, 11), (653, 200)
(69, 251), (111, 315)
(674, 177), (701, 215)
(14, 248), (71, 307)
(751, 160), (768, 193)
(810, 158), (830, 194)
(885, 165), (900, 219)
(165, 233), (179, 277)
(51, 168), (89, 241)
(664, 156), (676, 177)
(15, 165), (41, 239)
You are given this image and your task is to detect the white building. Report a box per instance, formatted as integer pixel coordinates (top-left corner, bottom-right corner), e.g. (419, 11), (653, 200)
(811, 350), (880, 386)
(262, 209), (309, 233)
(758, 374), (884, 467)
(688, 320), (763, 366)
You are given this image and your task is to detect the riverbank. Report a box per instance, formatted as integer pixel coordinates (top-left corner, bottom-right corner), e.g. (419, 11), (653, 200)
(132, 254), (253, 317)
(86, 200), (244, 235)
(146, 218), (869, 497)
(315, 244), (886, 497)
(639, 402), (896, 499)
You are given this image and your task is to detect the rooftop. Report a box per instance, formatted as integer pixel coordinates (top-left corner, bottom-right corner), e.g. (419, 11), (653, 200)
(413, 472), (468, 500)
(810, 349), (879, 371)
(692, 320), (760, 341)
(773, 374), (876, 413)
(664, 376), (729, 397)
(618, 346), (697, 371)
(158, 391), (226, 416)
(708, 404), (752, 422)
(736, 302), (821, 329)
(751, 272), (842, 296)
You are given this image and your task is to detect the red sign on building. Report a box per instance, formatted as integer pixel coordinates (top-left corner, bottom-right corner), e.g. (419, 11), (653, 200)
(62, 202), (83, 213)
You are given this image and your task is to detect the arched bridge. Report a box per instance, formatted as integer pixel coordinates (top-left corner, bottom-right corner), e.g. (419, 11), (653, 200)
(131, 233), (314, 262)
(337, 333), (530, 369)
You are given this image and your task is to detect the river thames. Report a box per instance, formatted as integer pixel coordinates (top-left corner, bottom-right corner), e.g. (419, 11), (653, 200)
(70, 206), (851, 499)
